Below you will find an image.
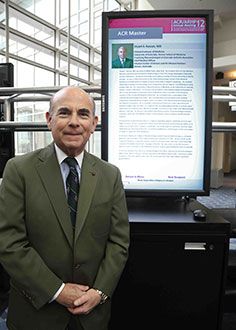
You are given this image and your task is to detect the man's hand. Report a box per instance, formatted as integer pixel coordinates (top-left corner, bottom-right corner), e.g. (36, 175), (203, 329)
(67, 288), (101, 315)
(56, 283), (89, 308)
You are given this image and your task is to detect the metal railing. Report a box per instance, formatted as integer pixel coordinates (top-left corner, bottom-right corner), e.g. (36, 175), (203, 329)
(0, 85), (236, 132)
(0, 86), (101, 130)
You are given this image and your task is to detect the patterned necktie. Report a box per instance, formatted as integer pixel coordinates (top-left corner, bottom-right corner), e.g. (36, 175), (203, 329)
(64, 157), (79, 228)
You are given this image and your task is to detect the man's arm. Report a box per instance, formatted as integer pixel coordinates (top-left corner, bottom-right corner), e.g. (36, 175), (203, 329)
(92, 166), (130, 296)
(0, 159), (63, 309)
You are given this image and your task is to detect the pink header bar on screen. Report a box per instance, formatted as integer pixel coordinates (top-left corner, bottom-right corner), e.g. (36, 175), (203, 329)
(109, 17), (206, 33)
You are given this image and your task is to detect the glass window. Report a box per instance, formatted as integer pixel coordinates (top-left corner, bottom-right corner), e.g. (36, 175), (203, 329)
(107, 0), (120, 10)
(33, 131), (52, 150)
(10, 59), (54, 87)
(58, 0), (68, 29)
(11, 0), (35, 12)
(0, 2), (4, 20)
(14, 100), (52, 155)
(15, 106), (33, 154)
(34, 66), (54, 86)
(14, 60), (34, 87)
(88, 131), (101, 157)
(9, 33), (54, 67)
(77, 3), (89, 43)
(59, 34), (89, 62)
(60, 54), (89, 81)
(9, 7), (54, 46)
(0, 0), (114, 156)
(15, 131), (33, 154)
(0, 28), (6, 51)
(35, 0), (55, 24)
(94, 98), (101, 124)
(77, 20), (89, 44)
(59, 74), (68, 86)
(93, 51), (101, 68)
(93, 69), (101, 83)
(11, 0), (55, 25)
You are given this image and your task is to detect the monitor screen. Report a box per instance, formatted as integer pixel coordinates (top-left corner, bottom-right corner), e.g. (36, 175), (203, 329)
(101, 10), (213, 198)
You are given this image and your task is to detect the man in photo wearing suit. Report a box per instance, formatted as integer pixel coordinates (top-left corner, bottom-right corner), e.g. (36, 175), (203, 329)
(112, 46), (133, 69)
(0, 86), (130, 330)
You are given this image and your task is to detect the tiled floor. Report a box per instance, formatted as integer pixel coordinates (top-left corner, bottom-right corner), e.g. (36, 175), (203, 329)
(197, 169), (236, 209)
(197, 186), (236, 209)
(223, 313), (236, 330)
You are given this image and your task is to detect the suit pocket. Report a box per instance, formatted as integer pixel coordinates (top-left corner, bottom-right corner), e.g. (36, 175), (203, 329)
(89, 201), (112, 238)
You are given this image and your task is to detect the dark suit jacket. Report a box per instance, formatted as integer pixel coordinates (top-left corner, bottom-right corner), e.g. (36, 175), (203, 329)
(0, 144), (130, 330)
(112, 57), (133, 68)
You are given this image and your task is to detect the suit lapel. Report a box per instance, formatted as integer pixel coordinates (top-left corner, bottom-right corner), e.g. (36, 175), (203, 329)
(35, 144), (74, 248)
(74, 152), (98, 242)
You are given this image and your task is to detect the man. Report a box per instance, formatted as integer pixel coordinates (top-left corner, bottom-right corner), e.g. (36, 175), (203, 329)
(0, 86), (130, 330)
(112, 46), (133, 69)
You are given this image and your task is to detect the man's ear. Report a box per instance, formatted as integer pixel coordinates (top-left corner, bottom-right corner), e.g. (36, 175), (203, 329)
(91, 116), (98, 133)
(45, 112), (52, 129)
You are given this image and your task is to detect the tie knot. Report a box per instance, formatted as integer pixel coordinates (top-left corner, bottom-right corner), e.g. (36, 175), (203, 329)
(64, 157), (77, 169)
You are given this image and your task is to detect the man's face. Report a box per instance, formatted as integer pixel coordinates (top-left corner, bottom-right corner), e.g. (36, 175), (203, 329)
(118, 47), (126, 59)
(46, 87), (98, 156)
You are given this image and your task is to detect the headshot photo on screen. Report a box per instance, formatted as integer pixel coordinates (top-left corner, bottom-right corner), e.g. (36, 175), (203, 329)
(112, 44), (134, 69)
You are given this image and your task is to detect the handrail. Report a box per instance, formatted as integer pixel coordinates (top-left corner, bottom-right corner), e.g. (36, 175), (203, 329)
(0, 85), (101, 96)
(0, 121), (233, 132)
(212, 86), (236, 102)
(0, 85), (236, 133)
(212, 122), (236, 132)
(0, 85), (102, 123)
(0, 121), (101, 131)
(213, 86), (236, 95)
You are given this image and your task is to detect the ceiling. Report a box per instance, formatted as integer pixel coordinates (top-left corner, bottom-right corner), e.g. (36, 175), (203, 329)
(146, 0), (236, 75)
(147, 0), (236, 22)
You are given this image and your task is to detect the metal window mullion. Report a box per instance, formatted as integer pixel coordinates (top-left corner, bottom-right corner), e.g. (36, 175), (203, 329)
(67, 0), (71, 85)
(60, 49), (99, 70)
(59, 72), (91, 85)
(0, 23), (56, 52)
(0, 85), (101, 96)
(89, 0), (93, 46)
(0, 50), (56, 73)
(55, 28), (60, 85)
(60, 28), (98, 52)
(60, 29), (102, 60)
(8, 0), (57, 31)
(89, 47), (94, 83)
(5, 0), (9, 62)
(7, 0), (102, 56)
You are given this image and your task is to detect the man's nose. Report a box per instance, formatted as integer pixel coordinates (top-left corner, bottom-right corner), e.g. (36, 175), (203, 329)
(68, 112), (80, 126)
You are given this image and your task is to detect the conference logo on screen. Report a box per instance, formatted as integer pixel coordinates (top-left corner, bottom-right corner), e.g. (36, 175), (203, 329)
(170, 18), (206, 33)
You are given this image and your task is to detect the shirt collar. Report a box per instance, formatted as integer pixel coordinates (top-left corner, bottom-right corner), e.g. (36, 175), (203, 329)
(54, 143), (84, 168)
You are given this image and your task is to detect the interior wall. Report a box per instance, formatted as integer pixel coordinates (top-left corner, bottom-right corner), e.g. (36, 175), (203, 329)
(214, 17), (236, 59)
(136, 0), (154, 9)
(213, 15), (236, 176)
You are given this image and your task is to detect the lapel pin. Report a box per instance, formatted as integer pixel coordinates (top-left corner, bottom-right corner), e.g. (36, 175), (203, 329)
(89, 171), (96, 176)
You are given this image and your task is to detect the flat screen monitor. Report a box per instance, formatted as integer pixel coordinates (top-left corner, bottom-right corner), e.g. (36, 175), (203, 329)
(101, 10), (213, 198)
